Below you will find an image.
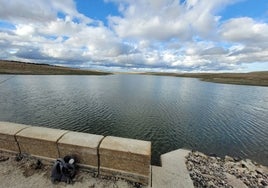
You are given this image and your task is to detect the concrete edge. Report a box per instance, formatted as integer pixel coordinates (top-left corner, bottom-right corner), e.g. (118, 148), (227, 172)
(0, 121), (152, 185)
(151, 149), (194, 188)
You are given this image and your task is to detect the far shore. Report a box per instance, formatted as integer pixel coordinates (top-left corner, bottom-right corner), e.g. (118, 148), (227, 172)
(1, 60), (267, 86)
(140, 72), (268, 87)
(0, 60), (112, 75)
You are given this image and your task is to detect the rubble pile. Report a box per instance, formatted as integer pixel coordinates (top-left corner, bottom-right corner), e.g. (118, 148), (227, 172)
(186, 151), (268, 188)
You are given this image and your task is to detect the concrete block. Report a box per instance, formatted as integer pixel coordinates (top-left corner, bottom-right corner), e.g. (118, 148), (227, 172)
(0, 122), (29, 153)
(16, 126), (68, 159)
(99, 136), (151, 185)
(151, 149), (194, 188)
(57, 131), (104, 170)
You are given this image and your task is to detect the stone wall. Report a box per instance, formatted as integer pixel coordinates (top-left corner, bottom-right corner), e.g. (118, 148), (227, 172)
(0, 121), (151, 185)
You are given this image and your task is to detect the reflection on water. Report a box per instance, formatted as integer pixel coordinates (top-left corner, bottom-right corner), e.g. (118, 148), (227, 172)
(0, 74), (267, 165)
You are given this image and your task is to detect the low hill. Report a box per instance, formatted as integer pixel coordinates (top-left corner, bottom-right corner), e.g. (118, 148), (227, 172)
(0, 60), (111, 75)
(141, 71), (268, 86)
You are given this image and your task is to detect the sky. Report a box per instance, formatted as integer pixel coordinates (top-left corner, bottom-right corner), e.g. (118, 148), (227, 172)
(0, 0), (268, 73)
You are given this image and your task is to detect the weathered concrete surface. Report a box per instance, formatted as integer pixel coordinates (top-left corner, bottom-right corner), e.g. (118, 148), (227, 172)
(99, 136), (151, 185)
(152, 149), (194, 188)
(16, 126), (68, 159)
(58, 131), (104, 170)
(0, 122), (29, 153)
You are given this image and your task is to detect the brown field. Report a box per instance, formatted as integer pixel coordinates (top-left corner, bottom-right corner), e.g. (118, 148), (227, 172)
(141, 71), (268, 87)
(0, 60), (111, 75)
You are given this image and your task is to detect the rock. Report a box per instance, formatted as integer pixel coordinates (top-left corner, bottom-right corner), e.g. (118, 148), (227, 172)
(186, 151), (268, 188)
(256, 174), (262, 178)
(207, 180), (215, 187)
(256, 169), (264, 175)
(225, 156), (234, 162)
(216, 157), (222, 161)
(191, 158), (201, 164)
(195, 152), (207, 158)
(209, 157), (217, 163)
(234, 157), (241, 162)
(202, 174), (214, 179)
(187, 161), (194, 171)
(242, 164), (247, 168)
(260, 179), (268, 186)
(243, 179), (251, 186)
(224, 162), (234, 169)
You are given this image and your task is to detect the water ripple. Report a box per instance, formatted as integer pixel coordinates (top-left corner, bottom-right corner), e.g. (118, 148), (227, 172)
(0, 75), (267, 166)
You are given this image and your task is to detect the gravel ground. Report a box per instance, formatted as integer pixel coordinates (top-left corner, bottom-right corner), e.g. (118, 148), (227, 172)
(186, 151), (268, 188)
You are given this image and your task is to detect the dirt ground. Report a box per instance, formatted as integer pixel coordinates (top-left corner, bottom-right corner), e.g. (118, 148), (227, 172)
(0, 151), (140, 188)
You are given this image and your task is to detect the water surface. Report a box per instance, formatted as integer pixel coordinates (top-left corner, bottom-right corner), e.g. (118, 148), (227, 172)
(0, 74), (267, 165)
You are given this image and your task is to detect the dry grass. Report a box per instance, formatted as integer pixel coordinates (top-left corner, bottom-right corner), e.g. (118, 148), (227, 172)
(141, 72), (268, 86)
(0, 60), (111, 75)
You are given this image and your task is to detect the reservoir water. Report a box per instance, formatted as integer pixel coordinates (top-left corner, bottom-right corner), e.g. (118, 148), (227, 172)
(0, 74), (267, 165)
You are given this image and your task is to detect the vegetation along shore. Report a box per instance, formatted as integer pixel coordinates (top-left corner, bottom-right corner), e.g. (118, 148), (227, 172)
(0, 60), (111, 75)
(141, 72), (268, 87)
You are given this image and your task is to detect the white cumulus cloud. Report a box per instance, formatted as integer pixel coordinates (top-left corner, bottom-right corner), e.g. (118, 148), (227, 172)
(0, 0), (267, 72)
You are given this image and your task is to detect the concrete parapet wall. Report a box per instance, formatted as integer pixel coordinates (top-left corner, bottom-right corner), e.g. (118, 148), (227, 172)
(99, 136), (151, 185)
(0, 122), (29, 153)
(57, 131), (104, 172)
(0, 122), (151, 185)
(16, 126), (68, 160)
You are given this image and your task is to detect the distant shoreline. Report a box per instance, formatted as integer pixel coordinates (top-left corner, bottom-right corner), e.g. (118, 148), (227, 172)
(1, 60), (267, 86)
(0, 60), (112, 76)
(140, 72), (268, 87)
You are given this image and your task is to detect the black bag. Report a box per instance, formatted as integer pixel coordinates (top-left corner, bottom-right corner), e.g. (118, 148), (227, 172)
(51, 156), (77, 184)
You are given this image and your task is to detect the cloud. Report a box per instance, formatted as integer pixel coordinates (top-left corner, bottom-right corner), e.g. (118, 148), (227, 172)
(0, 0), (91, 24)
(0, 0), (128, 66)
(0, 0), (68, 23)
(107, 0), (234, 41)
(218, 17), (268, 65)
(220, 17), (268, 45)
(0, 0), (267, 72)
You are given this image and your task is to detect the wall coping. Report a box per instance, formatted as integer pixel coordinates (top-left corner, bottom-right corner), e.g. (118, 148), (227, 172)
(100, 136), (151, 156)
(16, 126), (68, 142)
(0, 122), (29, 136)
(58, 131), (104, 148)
